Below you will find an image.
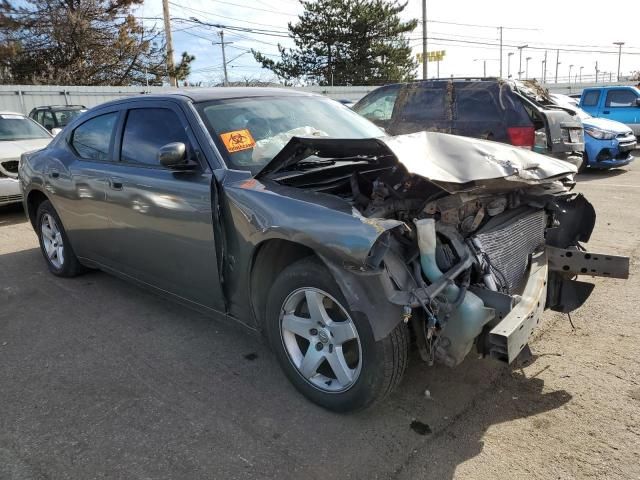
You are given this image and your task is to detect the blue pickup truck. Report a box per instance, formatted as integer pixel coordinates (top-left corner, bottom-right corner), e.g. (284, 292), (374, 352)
(580, 86), (640, 136)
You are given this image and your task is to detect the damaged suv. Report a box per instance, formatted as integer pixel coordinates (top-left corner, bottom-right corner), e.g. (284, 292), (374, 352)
(19, 89), (628, 412)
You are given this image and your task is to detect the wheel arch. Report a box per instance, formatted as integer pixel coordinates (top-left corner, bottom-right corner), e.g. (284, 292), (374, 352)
(25, 188), (50, 229)
(249, 239), (320, 333)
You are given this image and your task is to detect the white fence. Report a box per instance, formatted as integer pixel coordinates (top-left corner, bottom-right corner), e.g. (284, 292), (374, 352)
(0, 85), (377, 114)
(1, 81), (638, 114)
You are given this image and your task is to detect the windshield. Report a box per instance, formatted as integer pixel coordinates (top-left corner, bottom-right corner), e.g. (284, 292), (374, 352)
(54, 109), (85, 127)
(550, 95), (591, 121)
(0, 114), (50, 141)
(195, 96), (384, 174)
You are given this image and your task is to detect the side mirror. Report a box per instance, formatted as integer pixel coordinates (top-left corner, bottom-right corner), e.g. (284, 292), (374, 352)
(158, 142), (193, 169)
(51, 128), (62, 136)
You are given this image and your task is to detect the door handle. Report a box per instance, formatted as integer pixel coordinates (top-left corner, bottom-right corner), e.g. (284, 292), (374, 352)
(109, 177), (123, 190)
(49, 170), (59, 179)
(603, 110), (610, 114)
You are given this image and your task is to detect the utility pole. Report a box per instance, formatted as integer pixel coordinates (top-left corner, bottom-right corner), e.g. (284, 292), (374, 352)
(554, 49), (560, 83)
(507, 52), (514, 78)
(213, 31), (232, 86)
(579, 66), (583, 83)
(499, 27), (503, 78)
(525, 56), (531, 79)
(162, 0), (177, 87)
(541, 59), (545, 82)
(543, 50), (548, 83)
(517, 44), (527, 79)
(613, 42), (624, 81)
(422, 0), (427, 79)
(595, 61), (599, 83)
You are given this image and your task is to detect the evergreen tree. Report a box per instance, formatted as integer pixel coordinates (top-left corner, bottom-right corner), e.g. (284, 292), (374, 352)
(0, 0), (194, 85)
(253, 0), (417, 86)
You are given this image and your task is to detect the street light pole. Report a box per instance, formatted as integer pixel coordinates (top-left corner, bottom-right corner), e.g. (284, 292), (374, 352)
(569, 64), (574, 84)
(579, 66), (583, 83)
(541, 59), (545, 82)
(554, 49), (560, 83)
(613, 42), (624, 81)
(517, 44), (528, 79)
(525, 56), (531, 79)
(507, 52), (514, 78)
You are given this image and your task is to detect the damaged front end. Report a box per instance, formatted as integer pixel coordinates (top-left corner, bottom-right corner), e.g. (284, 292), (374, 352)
(258, 132), (630, 368)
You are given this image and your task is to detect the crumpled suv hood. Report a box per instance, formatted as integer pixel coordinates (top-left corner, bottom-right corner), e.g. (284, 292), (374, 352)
(255, 131), (576, 191)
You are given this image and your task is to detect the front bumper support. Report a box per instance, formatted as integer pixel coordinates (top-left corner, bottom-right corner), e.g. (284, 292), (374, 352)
(489, 250), (548, 364)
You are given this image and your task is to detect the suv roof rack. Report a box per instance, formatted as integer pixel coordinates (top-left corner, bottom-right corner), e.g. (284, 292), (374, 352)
(411, 77), (502, 82)
(34, 105), (86, 109)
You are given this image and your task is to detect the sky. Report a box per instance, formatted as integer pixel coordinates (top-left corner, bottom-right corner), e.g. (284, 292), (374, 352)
(139, 0), (640, 85)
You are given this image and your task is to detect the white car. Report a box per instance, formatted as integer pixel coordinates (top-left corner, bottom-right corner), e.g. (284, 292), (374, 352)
(0, 112), (52, 206)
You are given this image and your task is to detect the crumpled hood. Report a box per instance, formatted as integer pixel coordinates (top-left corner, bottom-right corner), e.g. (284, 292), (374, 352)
(582, 117), (633, 135)
(0, 138), (51, 160)
(256, 131), (576, 189)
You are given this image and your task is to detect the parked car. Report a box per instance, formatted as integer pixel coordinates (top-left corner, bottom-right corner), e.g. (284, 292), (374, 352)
(579, 86), (640, 135)
(0, 111), (52, 206)
(551, 94), (635, 170)
(29, 105), (87, 134)
(352, 78), (585, 169)
(19, 89), (628, 411)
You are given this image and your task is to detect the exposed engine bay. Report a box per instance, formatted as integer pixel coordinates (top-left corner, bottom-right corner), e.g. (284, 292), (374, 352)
(263, 133), (630, 368)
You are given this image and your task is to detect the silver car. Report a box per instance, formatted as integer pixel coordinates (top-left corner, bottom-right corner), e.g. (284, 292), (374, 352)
(18, 89), (629, 412)
(0, 112), (51, 206)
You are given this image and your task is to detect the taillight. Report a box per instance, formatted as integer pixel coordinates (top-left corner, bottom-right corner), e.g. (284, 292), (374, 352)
(507, 126), (535, 147)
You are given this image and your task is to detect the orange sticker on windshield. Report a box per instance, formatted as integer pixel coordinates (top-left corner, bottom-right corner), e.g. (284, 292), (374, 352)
(220, 129), (256, 153)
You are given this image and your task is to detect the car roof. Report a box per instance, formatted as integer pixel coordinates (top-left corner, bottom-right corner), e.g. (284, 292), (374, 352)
(32, 105), (86, 110)
(0, 111), (26, 116)
(93, 87), (320, 110)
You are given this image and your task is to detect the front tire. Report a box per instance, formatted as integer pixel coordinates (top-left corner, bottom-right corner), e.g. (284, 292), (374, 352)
(36, 200), (85, 277)
(265, 257), (409, 412)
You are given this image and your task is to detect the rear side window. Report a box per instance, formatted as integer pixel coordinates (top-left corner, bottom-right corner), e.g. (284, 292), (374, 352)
(396, 84), (448, 122)
(582, 91), (600, 107)
(605, 89), (637, 107)
(121, 108), (189, 166)
(71, 112), (118, 161)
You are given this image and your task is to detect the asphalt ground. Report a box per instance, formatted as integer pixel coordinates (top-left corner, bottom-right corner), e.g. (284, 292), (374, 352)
(1, 160), (638, 479)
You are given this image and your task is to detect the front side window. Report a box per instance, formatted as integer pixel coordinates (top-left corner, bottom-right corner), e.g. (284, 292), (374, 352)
(353, 86), (400, 121)
(582, 91), (600, 107)
(42, 111), (56, 130)
(0, 114), (51, 141)
(71, 112), (118, 161)
(605, 89), (638, 108)
(121, 108), (189, 166)
(195, 96), (384, 173)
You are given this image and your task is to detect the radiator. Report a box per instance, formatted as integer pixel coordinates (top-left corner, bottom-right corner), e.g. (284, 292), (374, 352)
(473, 208), (547, 294)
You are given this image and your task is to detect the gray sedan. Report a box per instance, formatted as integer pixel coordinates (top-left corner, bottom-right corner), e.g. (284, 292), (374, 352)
(18, 88), (628, 411)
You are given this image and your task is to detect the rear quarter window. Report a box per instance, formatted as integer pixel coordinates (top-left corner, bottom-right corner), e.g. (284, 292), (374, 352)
(582, 91), (600, 107)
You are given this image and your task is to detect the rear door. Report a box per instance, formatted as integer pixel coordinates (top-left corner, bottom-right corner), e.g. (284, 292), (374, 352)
(102, 100), (224, 312)
(47, 108), (121, 263)
(603, 88), (640, 135)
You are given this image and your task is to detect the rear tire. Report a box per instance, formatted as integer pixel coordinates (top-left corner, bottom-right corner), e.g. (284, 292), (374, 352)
(265, 257), (409, 412)
(36, 200), (86, 277)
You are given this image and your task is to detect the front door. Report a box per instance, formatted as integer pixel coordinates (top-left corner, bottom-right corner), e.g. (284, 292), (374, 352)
(603, 88), (640, 135)
(103, 102), (225, 312)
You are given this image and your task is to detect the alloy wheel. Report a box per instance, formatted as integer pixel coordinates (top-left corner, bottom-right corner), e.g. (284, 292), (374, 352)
(41, 213), (64, 269)
(279, 287), (362, 393)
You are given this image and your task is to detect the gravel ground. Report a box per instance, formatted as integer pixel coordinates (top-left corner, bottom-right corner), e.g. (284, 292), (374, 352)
(0, 162), (638, 479)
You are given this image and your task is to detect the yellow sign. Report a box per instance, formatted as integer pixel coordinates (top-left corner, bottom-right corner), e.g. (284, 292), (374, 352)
(417, 50), (446, 63)
(220, 129), (256, 153)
